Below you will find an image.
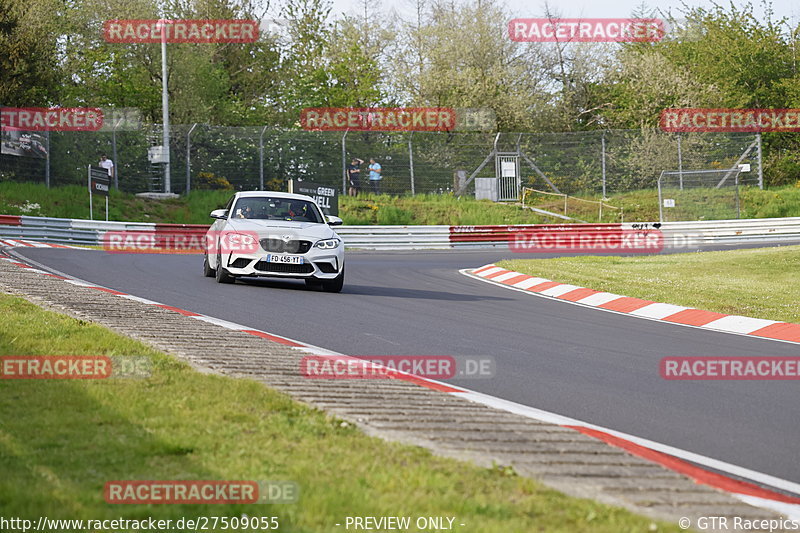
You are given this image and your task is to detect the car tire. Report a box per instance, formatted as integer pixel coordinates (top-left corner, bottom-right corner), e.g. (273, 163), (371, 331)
(321, 267), (344, 293)
(215, 250), (235, 284)
(203, 252), (216, 277)
(305, 278), (323, 289)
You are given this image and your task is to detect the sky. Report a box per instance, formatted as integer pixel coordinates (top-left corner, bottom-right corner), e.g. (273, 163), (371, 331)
(327, 0), (800, 26)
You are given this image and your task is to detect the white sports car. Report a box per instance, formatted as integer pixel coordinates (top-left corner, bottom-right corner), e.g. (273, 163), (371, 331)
(203, 191), (345, 292)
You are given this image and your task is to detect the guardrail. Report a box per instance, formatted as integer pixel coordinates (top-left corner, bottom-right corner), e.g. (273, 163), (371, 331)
(1, 214), (800, 250)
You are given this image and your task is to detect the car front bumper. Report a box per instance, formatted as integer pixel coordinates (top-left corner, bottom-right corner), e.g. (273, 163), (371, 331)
(220, 249), (344, 279)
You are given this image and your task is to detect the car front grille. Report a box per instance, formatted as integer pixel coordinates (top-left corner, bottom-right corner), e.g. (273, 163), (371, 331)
(254, 261), (314, 274)
(259, 238), (312, 254)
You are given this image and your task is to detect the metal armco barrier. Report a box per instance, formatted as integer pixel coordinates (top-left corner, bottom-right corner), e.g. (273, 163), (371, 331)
(1, 215), (800, 250)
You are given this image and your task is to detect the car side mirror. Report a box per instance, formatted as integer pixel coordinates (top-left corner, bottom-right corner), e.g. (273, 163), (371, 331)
(210, 209), (228, 219)
(327, 215), (343, 226)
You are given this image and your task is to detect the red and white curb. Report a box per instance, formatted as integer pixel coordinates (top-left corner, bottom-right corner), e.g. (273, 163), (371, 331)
(466, 264), (800, 345)
(0, 239), (86, 250)
(1, 249), (799, 519)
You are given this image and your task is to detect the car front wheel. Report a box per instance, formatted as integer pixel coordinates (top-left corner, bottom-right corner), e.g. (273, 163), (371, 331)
(321, 267), (344, 293)
(203, 252), (216, 277)
(215, 250), (235, 284)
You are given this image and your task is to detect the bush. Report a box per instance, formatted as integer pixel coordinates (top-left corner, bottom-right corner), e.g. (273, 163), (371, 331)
(194, 171), (233, 191)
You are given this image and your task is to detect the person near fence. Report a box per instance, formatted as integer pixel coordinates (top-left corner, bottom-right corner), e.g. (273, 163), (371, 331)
(368, 158), (382, 194)
(347, 157), (364, 196)
(99, 154), (115, 179)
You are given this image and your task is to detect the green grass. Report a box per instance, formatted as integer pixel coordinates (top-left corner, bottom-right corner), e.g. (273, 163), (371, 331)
(3, 181), (799, 226)
(498, 245), (800, 323)
(340, 193), (547, 225)
(0, 293), (678, 532)
(523, 184), (800, 223)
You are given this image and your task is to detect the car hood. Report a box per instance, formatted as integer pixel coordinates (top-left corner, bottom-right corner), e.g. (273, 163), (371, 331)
(227, 219), (337, 240)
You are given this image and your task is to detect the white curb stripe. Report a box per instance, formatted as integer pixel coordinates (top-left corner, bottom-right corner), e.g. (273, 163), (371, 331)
(702, 315), (781, 335)
(512, 277), (551, 289)
(630, 303), (691, 319)
(540, 284), (582, 297)
(576, 292), (624, 306)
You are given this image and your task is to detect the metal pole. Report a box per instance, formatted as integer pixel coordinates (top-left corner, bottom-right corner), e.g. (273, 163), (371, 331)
(601, 132), (607, 199)
(341, 130), (348, 193)
(756, 133), (763, 189)
(259, 126), (267, 190)
(677, 133), (683, 190)
(160, 19), (171, 193)
(185, 123), (197, 195)
(408, 132), (415, 195)
(45, 130), (51, 188)
(112, 118), (121, 189)
(88, 165), (93, 220)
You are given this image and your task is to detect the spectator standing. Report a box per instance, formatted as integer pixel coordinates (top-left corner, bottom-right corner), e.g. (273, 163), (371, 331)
(347, 157), (364, 196)
(99, 154), (115, 180)
(368, 158), (382, 195)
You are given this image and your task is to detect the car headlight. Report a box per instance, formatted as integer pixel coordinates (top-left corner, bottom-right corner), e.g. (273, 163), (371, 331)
(314, 238), (341, 250)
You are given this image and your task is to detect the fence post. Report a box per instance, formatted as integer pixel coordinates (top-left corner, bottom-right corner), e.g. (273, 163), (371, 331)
(259, 126), (267, 190)
(185, 123), (197, 195)
(601, 132), (607, 199)
(45, 130), (51, 188)
(408, 132), (415, 195)
(677, 133), (683, 190)
(112, 118), (122, 189)
(341, 130), (348, 194)
(756, 132), (763, 189)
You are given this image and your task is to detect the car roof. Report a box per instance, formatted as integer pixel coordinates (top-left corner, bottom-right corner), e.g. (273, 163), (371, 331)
(234, 191), (316, 202)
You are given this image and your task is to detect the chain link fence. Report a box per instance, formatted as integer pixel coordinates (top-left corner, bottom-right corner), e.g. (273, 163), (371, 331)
(1, 113), (763, 199)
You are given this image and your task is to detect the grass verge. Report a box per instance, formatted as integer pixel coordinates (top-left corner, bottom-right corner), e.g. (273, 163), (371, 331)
(0, 292), (677, 532)
(497, 245), (800, 324)
(4, 181), (800, 226)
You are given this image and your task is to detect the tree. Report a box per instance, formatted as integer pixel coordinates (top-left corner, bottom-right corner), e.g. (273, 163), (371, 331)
(0, 0), (62, 105)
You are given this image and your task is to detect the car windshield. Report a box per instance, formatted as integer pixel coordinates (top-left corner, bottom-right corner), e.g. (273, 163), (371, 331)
(231, 197), (323, 223)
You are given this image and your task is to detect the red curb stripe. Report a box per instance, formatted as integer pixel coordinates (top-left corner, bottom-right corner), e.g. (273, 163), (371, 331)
(566, 425), (800, 505)
(483, 269), (512, 280)
(472, 264), (497, 275)
(154, 304), (202, 317)
(600, 297), (654, 313)
(88, 286), (128, 296)
(393, 373), (465, 393)
(14, 240), (35, 247)
(12, 262), (31, 268)
(500, 273), (531, 286)
(663, 308), (728, 326)
(242, 330), (305, 347)
(749, 322), (800, 343)
(558, 288), (600, 302)
(527, 281), (564, 293)
(42, 273), (68, 279)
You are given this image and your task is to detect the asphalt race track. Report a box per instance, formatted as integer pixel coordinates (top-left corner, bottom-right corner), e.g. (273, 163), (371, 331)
(13, 244), (800, 489)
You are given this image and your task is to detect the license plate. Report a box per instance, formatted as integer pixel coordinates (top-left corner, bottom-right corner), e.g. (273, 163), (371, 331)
(266, 254), (304, 264)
